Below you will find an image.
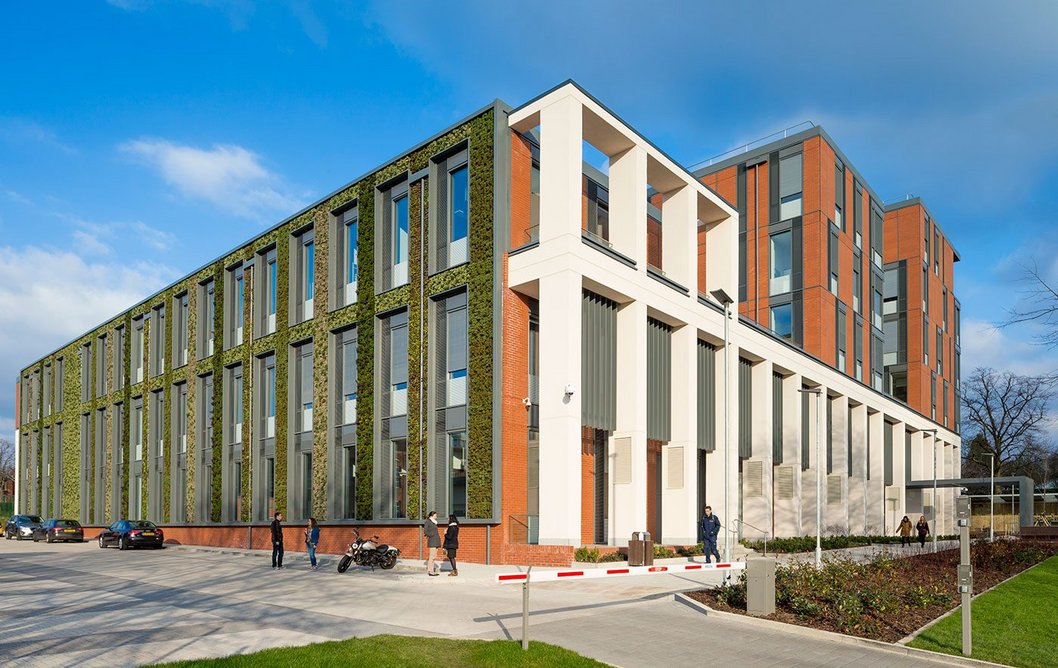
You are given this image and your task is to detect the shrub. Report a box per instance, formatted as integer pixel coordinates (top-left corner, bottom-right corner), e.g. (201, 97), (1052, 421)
(574, 547), (600, 563)
(653, 545), (676, 559)
(676, 543), (704, 556)
(600, 550), (627, 563)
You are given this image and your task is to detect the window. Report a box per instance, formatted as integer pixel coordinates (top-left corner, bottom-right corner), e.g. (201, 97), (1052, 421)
(924, 217), (930, 265)
(55, 357), (64, 412)
(96, 334), (107, 397)
(834, 161), (845, 230)
(431, 147), (470, 272)
(152, 390), (165, 459)
(80, 343), (90, 402)
(43, 365), (51, 418)
(779, 153), (803, 220)
(173, 292), (189, 367)
(837, 304), (847, 373)
(943, 287), (948, 331)
(937, 326), (943, 375)
(291, 228), (315, 323)
(377, 179), (410, 292)
(198, 374), (214, 522)
(931, 373), (937, 420)
(257, 248), (277, 336)
(229, 365), (243, 445)
(771, 303), (793, 340)
(433, 291), (468, 516)
(132, 399), (143, 462)
(769, 231), (792, 295)
(336, 328), (358, 426)
(853, 181), (863, 248)
(198, 279), (215, 358)
(226, 264), (245, 348)
(585, 177), (610, 243)
(382, 312), (409, 418)
(923, 319), (929, 366)
(173, 383), (188, 523)
(333, 204), (359, 307)
(150, 304), (165, 376)
(922, 265), (929, 314)
(872, 282), (883, 330)
(853, 263), (861, 314)
(378, 310), (409, 519)
(114, 326), (125, 391)
(294, 341), (314, 433)
(175, 383), (188, 454)
(870, 203), (884, 268)
(828, 230), (839, 294)
(871, 333), (884, 391)
(854, 316), (864, 382)
(954, 301), (961, 347)
(260, 354), (276, 439)
(934, 229), (940, 275)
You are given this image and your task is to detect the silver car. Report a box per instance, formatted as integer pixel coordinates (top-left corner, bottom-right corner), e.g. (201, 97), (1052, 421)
(4, 514), (44, 540)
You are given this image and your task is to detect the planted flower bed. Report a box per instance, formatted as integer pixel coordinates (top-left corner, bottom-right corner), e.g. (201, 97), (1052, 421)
(741, 534), (957, 553)
(688, 540), (1058, 643)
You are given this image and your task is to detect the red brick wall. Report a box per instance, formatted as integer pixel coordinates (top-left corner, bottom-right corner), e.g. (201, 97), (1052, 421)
(511, 131), (534, 247)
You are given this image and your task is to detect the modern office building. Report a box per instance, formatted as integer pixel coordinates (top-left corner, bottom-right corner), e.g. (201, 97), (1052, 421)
(14, 82), (960, 565)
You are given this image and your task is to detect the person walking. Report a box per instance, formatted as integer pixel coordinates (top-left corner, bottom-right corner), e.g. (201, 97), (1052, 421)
(916, 515), (931, 548)
(699, 505), (722, 564)
(443, 515), (460, 577)
(424, 511), (442, 576)
(271, 512), (284, 569)
(898, 515), (913, 548)
(305, 518), (320, 570)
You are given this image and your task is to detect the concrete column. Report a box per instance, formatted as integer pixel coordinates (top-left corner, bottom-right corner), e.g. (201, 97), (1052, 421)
(610, 300), (647, 546)
(660, 185), (697, 295)
(848, 403), (869, 534)
(867, 410), (885, 534)
(800, 385), (826, 537)
(703, 198), (738, 304)
(537, 270), (583, 546)
(705, 327), (739, 553)
(661, 324), (698, 545)
(774, 373), (801, 537)
(609, 145), (648, 267)
(907, 431), (927, 518)
(889, 420), (907, 535)
(539, 95), (583, 245)
(742, 359), (772, 543)
(826, 394), (849, 533)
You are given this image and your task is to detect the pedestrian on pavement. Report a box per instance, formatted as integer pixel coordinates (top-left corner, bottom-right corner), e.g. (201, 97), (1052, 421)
(305, 517), (320, 570)
(898, 515), (913, 548)
(424, 510), (441, 576)
(443, 514), (460, 577)
(699, 505), (721, 564)
(916, 515), (930, 548)
(271, 512), (284, 569)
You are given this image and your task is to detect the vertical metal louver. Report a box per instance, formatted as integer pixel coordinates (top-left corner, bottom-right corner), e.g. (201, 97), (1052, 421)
(772, 373), (783, 464)
(884, 422), (894, 486)
(738, 358), (752, 459)
(697, 342), (716, 451)
(647, 318), (672, 441)
(581, 291), (617, 431)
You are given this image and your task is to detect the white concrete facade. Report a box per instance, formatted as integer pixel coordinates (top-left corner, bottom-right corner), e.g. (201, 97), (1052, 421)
(507, 83), (960, 549)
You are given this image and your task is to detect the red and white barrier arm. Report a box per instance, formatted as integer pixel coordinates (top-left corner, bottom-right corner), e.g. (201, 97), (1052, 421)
(495, 561), (746, 584)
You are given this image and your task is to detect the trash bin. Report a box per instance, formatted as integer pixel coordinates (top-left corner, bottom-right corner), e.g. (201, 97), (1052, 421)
(628, 531), (654, 566)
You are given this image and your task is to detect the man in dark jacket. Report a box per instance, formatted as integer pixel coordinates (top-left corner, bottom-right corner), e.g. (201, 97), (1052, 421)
(271, 512), (284, 569)
(424, 511), (441, 576)
(699, 505), (721, 564)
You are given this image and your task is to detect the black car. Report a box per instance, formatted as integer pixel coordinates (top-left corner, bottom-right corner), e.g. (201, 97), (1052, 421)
(4, 514), (43, 540)
(97, 520), (164, 550)
(32, 519), (84, 543)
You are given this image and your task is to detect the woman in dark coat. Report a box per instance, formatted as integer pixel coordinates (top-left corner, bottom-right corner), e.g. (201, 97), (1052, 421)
(443, 515), (460, 577)
(916, 515), (930, 548)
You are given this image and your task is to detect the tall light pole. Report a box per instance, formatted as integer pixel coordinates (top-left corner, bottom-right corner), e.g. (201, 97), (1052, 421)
(710, 288), (734, 570)
(921, 428), (939, 552)
(798, 387), (823, 568)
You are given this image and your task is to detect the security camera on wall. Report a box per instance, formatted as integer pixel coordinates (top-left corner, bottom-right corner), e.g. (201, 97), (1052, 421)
(522, 397), (532, 408)
(564, 384), (576, 397)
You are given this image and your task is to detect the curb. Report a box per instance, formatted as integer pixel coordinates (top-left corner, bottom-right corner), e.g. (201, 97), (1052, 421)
(673, 593), (1008, 668)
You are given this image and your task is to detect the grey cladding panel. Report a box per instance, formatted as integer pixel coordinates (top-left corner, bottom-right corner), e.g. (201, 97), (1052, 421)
(647, 318), (672, 441)
(738, 358), (752, 459)
(779, 153), (802, 198)
(772, 373), (783, 464)
(581, 291), (617, 432)
(697, 342), (716, 451)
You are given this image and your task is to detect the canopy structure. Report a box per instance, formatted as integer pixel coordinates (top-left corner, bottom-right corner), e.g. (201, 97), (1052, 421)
(906, 476), (1034, 528)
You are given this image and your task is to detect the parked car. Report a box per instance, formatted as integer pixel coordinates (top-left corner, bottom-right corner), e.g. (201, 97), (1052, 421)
(32, 519), (84, 543)
(97, 520), (164, 550)
(4, 514), (43, 540)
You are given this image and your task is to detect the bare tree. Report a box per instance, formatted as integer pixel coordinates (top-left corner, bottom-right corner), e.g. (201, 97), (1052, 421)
(1004, 262), (1058, 348)
(0, 438), (13, 499)
(961, 368), (1058, 477)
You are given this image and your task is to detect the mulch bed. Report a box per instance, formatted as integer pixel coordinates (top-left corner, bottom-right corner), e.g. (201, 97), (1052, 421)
(686, 540), (1058, 643)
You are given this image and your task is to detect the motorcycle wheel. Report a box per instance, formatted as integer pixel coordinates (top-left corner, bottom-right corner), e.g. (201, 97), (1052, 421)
(337, 555), (353, 573)
(380, 552), (397, 570)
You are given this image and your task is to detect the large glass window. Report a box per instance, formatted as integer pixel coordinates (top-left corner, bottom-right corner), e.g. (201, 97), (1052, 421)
(394, 195), (409, 283)
(853, 264), (861, 314)
(133, 317), (145, 382)
(449, 165), (469, 265)
(198, 279), (215, 358)
(173, 292), (189, 367)
(292, 228), (315, 323)
(257, 247), (277, 336)
(585, 177), (609, 243)
(150, 305), (165, 377)
(779, 153), (803, 220)
(834, 161), (844, 230)
(448, 431), (467, 517)
(294, 342), (314, 433)
(334, 205), (358, 306)
(337, 329), (357, 425)
(378, 179), (410, 291)
(769, 231), (792, 295)
(226, 265), (244, 348)
(230, 365), (243, 445)
(771, 303), (793, 340)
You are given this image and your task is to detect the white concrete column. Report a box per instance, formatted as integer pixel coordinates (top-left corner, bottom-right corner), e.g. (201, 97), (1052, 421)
(800, 385), (826, 537)
(826, 394), (849, 533)
(867, 410), (885, 534)
(610, 301), (648, 546)
(660, 185), (697, 294)
(848, 403), (869, 534)
(889, 420), (907, 535)
(906, 431), (927, 518)
(703, 197), (738, 303)
(539, 95), (583, 244)
(609, 146), (648, 267)
(742, 359), (772, 543)
(537, 270), (583, 545)
(661, 324), (698, 545)
(774, 373), (801, 537)
(705, 327), (739, 553)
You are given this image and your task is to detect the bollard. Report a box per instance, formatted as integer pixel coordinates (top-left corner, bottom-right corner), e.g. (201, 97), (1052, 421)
(746, 557), (775, 616)
(521, 566), (532, 651)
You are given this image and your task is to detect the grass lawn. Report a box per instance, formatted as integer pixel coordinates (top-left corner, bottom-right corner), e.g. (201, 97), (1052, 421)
(156, 634), (606, 668)
(909, 555), (1058, 667)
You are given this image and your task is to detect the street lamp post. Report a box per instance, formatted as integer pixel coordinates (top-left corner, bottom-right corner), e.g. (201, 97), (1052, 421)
(798, 387), (823, 568)
(922, 428), (939, 552)
(710, 288), (734, 572)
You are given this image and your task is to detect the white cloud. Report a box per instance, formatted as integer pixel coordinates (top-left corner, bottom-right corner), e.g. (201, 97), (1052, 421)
(0, 245), (177, 428)
(120, 138), (306, 220)
(1, 417), (13, 442)
(961, 318), (1058, 377)
(62, 216), (177, 256)
(0, 118), (77, 155)
(72, 229), (113, 256)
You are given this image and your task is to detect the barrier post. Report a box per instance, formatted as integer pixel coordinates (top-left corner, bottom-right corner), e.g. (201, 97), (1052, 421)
(956, 496), (972, 656)
(521, 566), (532, 651)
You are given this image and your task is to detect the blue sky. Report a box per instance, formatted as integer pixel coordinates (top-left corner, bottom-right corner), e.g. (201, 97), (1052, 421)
(3, 1), (1058, 437)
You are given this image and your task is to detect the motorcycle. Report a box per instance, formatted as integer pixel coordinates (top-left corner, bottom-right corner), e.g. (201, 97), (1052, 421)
(337, 528), (400, 573)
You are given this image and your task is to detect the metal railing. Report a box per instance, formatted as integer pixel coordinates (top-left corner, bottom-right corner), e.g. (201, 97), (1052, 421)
(508, 514), (539, 545)
(732, 518), (769, 556)
(690, 121), (815, 171)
